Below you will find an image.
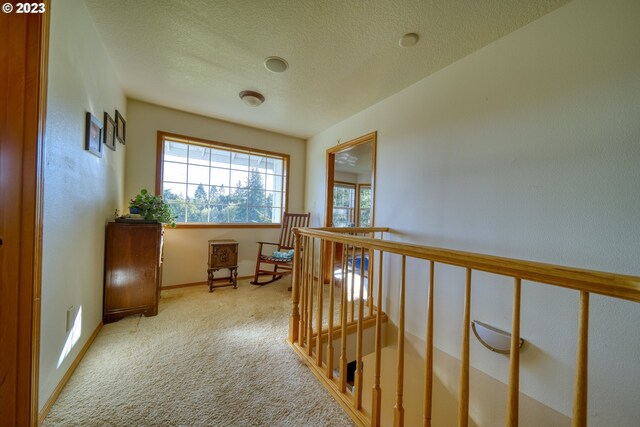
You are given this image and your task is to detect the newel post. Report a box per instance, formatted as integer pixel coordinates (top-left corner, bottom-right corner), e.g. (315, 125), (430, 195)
(288, 230), (302, 344)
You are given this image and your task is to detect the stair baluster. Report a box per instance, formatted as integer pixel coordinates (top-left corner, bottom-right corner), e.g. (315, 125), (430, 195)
(423, 261), (435, 427)
(458, 269), (472, 427)
(507, 278), (522, 427)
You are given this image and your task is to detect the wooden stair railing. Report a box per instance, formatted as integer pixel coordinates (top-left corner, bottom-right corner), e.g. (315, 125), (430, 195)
(287, 227), (640, 427)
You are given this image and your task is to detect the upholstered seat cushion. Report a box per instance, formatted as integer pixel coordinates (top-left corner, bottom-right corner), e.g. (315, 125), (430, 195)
(270, 249), (294, 260)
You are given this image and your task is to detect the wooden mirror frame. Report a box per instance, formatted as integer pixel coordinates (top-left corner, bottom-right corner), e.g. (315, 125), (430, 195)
(323, 132), (377, 281)
(324, 131), (377, 228)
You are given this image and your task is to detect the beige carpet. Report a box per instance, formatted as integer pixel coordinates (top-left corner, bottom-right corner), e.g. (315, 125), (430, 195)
(43, 279), (355, 427)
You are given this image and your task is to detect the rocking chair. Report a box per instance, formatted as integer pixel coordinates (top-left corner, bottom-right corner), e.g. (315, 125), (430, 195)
(250, 212), (310, 285)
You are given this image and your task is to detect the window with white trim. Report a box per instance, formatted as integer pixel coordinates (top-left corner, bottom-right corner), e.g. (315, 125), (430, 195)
(158, 133), (288, 226)
(332, 182), (356, 227)
(357, 184), (372, 227)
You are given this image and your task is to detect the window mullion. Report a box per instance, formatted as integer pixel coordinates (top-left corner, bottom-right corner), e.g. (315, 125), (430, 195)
(159, 134), (288, 226)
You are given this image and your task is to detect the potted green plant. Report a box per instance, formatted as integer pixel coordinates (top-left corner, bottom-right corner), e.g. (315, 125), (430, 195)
(129, 189), (177, 228)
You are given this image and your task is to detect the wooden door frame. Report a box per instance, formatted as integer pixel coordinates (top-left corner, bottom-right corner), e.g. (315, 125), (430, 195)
(0, 1), (49, 425)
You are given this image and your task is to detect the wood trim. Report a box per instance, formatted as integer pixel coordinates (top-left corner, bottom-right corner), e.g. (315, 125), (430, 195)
(370, 136), (377, 227)
(38, 322), (103, 425)
(31, 3), (50, 421)
(161, 281), (207, 290)
(155, 132), (164, 195)
(325, 131), (377, 228)
(172, 223), (281, 229)
(314, 226), (389, 234)
(0, 3), (49, 425)
(326, 131), (378, 155)
(325, 150), (335, 227)
(296, 228), (640, 302)
(284, 155), (290, 220)
(161, 276), (253, 290)
(324, 132), (377, 280)
(158, 130), (292, 158)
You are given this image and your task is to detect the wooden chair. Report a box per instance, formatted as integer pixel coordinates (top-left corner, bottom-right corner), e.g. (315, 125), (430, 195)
(250, 212), (311, 285)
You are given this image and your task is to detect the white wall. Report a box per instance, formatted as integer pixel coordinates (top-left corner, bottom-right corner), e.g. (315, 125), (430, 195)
(125, 100), (306, 285)
(40, 0), (126, 410)
(306, 0), (640, 425)
(334, 171), (371, 185)
(334, 171), (357, 183)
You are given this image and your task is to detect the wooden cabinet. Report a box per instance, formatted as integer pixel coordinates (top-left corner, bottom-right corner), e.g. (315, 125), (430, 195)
(207, 239), (238, 292)
(103, 222), (163, 323)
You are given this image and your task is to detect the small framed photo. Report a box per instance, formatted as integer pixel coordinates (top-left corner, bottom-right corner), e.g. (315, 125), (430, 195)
(85, 112), (102, 157)
(115, 109), (126, 144)
(103, 112), (116, 151)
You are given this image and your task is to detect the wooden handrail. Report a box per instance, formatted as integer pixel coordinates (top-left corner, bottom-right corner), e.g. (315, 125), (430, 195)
(288, 227), (640, 427)
(312, 226), (390, 234)
(294, 228), (640, 302)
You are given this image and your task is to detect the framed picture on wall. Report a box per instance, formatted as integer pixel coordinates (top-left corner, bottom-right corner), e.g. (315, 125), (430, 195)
(85, 112), (102, 157)
(103, 112), (116, 151)
(115, 109), (126, 144)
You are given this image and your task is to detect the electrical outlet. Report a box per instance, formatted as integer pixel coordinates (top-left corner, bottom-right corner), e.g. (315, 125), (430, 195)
(66, 306), (75, 332)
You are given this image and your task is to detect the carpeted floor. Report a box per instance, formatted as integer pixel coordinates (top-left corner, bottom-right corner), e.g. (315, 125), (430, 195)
(42, 279), (355, 427)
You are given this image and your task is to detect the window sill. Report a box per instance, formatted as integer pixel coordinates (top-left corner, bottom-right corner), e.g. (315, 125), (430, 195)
(171, 223), (281, 229)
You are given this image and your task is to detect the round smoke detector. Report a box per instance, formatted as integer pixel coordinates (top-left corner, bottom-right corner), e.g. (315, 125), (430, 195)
(264, 56), (289, 73)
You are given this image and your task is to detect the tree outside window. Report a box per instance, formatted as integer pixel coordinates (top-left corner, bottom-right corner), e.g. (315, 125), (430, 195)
(158, 134), (287, 225)
(333, 183), (355, 227)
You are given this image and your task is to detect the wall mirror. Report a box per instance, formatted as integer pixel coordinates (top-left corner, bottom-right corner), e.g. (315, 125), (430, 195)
(325, 131), (377, 228)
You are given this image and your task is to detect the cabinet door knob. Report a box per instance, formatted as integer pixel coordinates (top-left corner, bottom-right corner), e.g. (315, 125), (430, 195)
(0, 237), (3, 247)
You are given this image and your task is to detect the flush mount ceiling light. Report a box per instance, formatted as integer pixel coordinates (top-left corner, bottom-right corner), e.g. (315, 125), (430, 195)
(399, 32), (419, 48)
(335, 152), (358, 166)
(264, 56), (289, 73)
(239, 90), (265, 107)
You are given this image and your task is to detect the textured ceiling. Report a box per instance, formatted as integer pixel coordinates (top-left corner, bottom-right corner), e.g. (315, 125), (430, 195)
(83, 0), (570, 139)
(335, 143), (373, 174)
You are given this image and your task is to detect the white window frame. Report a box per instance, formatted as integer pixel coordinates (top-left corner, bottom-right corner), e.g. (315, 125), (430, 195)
(156, 132), (289, 228)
